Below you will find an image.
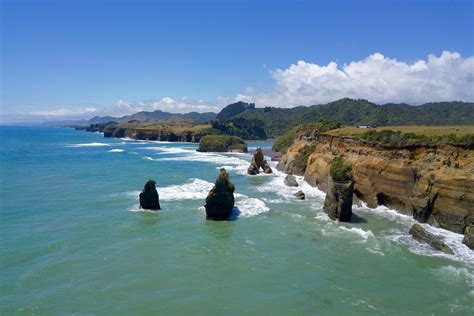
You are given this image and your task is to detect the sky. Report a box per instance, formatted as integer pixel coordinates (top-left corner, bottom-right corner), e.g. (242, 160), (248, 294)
(1, 0), (473, 122)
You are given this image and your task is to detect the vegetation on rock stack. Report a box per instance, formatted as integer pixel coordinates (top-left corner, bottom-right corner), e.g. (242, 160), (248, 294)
(197, 135), (248, 152)
(273, 119), (340, 152)
(216, 168), (235, 193)
(330, 156), (353, 182)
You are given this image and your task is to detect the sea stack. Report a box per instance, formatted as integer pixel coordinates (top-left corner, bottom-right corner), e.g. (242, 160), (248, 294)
(204, 168), (235, 220)
(247, 148), (273, 175)
(323, 157), (354, 222)
(139, 179), (161, 210)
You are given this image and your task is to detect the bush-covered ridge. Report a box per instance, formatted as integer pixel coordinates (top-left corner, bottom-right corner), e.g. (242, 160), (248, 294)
(197, 135), (248, 152)
(272, 119), (341, 152)
(202, 118), (267, 140)
(357, 130), (474, 147)
(233, 99), (474, 137)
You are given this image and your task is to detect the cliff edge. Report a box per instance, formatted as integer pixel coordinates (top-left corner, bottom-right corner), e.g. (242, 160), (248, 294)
(277, 130), (474, 237)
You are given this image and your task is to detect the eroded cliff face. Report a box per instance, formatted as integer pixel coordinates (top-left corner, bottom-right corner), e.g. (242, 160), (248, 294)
(103, 126), (202, 142)
(277, 131), (474, 234)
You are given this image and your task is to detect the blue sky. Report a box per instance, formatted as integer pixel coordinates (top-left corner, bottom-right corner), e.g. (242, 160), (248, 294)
(1, 0), (473, 120)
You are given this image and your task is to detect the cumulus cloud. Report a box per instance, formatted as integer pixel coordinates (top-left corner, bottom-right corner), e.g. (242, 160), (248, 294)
(236, 51), (474, 106)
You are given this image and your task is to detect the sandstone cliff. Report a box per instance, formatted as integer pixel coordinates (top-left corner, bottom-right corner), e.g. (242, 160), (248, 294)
(277, 131), (474, 235)
(103, 125), (204, 142)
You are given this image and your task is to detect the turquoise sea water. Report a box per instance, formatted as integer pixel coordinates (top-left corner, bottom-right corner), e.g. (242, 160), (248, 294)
(1, 126), (473, 315)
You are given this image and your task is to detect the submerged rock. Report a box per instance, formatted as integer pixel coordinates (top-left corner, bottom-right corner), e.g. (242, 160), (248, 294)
(323, 177), (354, 222)
(284, 174), (298, 187)
(462, 226), (473, 249)
(247, 148), (273, 175)
(204, 168), (235, 220)
(409, 223), (453, 254)
(294, 190), (305, 200)
(139, 179), (161, 210)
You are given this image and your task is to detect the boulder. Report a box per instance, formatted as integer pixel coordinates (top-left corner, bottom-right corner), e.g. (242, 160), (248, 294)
(323, 177), (354, 222)
(204, 168), (235, 220)
(271, 155), (282, 162)
(247, 148), (273, 175)
(409, 223), (453, 254)
(139, 179), (161, 210)
(284, 174), (298, 187)
(462, 225), (474, 249)
(294, 190), (305, 200)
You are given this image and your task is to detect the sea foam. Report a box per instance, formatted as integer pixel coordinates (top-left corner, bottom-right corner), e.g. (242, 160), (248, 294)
(124, 177), (270, 217)
(68, 142), (110, 147)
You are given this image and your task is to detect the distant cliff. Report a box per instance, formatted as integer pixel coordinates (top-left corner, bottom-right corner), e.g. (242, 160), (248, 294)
(103, 124), (209, 142)
(277, 131), (474, 236)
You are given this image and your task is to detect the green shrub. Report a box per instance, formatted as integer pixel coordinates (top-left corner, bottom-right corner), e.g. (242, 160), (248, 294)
(294, 145), (316, 171)
(330, 156), (353, 182)
(272, 127), (298, 152)
(272, 119), (340, 152)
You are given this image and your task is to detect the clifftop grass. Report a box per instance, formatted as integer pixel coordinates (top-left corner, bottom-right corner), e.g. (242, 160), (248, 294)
(356, 129), (474, 147)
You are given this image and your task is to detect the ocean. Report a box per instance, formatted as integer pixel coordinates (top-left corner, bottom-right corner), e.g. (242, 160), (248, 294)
(1, 126), (473, 314)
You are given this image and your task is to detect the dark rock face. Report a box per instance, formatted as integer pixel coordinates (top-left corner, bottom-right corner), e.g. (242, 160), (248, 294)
(247, 148), (273, 175)
(205, 168), (235, 220)
(409, 223), (453, 254)
(323, 178), (354, 222)
(284, 175), (298, 187)
(462, 226), (473, 249)
(294, 190), (305, 200)
(139, 180), (161, 210)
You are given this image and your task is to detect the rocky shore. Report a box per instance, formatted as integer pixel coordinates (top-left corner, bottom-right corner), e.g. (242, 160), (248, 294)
(277, 131), (474, 247)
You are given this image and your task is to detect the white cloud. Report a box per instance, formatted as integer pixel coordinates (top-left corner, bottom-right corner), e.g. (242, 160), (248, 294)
(30, 107), (97, 117)
(111, 96), (226, 116)
(236, 51), (474, 106)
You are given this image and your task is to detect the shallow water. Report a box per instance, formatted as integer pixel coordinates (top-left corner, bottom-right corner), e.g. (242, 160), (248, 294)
(1, 126), (473, 315)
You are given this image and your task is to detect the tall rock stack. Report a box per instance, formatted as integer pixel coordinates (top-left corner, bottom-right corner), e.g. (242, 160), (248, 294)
(204, 168), (235, 220)
(323, 177), (354, 222)
(139, 179), (161, 210)
(323, 157), (354, 222)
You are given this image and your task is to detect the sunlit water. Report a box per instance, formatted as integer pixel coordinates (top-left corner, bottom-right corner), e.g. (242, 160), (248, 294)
(1, 126), (473, 314)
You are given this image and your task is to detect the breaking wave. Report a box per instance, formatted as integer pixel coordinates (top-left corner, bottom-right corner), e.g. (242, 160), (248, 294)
(124, 178), (270, 218)
(68, 142), (110, 147)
